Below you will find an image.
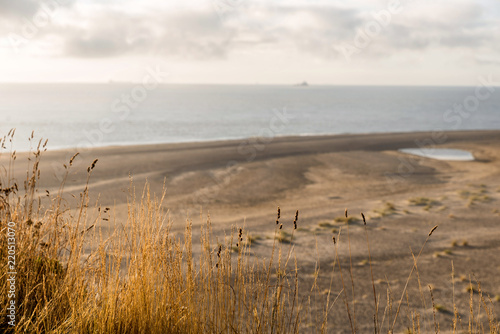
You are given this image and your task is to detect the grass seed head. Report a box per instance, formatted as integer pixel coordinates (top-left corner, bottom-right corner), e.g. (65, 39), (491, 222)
(293, 209), (299, 229)
(69, 153), (80, 166)
(87, 159), (98, 172)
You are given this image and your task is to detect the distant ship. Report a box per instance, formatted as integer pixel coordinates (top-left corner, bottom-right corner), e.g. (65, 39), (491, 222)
(295, 81), (309, 87)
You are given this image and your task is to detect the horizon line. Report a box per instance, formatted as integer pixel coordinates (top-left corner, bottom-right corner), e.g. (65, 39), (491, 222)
(0, 82), (494, 88)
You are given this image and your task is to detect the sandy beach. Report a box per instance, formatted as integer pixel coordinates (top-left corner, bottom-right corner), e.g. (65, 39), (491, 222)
(13, 129), (499, 224)
(6, 129), (500, 331)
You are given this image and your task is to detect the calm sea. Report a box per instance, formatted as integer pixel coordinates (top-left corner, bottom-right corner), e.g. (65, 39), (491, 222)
(1, 84), (499, 151)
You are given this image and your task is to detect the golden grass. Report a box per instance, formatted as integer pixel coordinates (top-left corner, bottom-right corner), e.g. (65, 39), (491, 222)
(1, 131), (499, 333)
(333, 216), (358, 224)
(1, 134), (306, 333)
(408, 197), (439, 208)
(274, 230), (292, 244)
(317, 221), (335, 228)
(459, 188), (493, 207)
(373, 202), (397, 217)
(246, 234), (262, 245)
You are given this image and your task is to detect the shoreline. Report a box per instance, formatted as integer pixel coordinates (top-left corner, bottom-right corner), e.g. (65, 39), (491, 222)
(10, 128), (500, 154)
(8, 129), (499, 187)
(4, 128), (498, 224)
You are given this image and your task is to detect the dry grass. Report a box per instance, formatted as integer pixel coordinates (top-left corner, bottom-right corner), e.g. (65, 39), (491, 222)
(317, 220), (335, 228)
(333, 216), (358, 224)
(408, 197), (439, 208)
(246, 234), (262, 245)
(437, 205), (447, 212)
(434, 304), (447, 313)
(373, 202), (397, 217)
(1, 133), (306, 333)
(274, 230), (292, 244)
(1, 131), (499, 333)
(458, 188), (493, 207)
(465, 284), (479, 294)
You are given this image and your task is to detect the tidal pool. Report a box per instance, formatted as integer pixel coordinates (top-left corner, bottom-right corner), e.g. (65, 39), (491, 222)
(399, 148), (475, 161)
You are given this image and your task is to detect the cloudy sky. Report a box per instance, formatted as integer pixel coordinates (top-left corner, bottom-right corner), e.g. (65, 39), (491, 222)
(0, 0), (499, 85)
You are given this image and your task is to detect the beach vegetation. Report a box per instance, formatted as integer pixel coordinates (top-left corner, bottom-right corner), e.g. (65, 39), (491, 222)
(318, 220), (335, 228)
(333, 216), (358, 224)
(459, 188), (493, 207)
(246, 234), (262, 245)
(1, 132), (498, 333)
(373, 202), (397, 217)
(408, 197), (439, 208)
(434, 304), (447, 313)
(275, 230), (292, 244)
(437, 205), (447, 212)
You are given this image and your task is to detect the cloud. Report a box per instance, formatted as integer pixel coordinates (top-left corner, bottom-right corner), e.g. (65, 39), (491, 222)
(62, 12), (153, 58)
(256, 6), (364, 59)
(0, 0), (74, 18)
(475, 55), (500, 66)
(0, 0), (41, 17)
(321, 1), (500, 59)
(61, 9), (235, 59)
(1, 0), (499, 63)
(154, 11), (235, 59)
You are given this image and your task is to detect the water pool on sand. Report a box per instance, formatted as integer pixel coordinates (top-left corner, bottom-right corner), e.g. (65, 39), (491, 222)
(399, 148), (475, 161)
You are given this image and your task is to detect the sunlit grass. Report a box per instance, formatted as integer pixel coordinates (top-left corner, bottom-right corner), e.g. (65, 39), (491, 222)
(1, 131), (498, 334)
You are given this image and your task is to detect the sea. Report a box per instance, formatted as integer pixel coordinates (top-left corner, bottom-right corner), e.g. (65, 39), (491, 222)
(1, 84), (499, 152)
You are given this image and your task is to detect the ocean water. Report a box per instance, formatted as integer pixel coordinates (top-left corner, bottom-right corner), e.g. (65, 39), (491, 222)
(399, 148), (475, 161)
(1, 84), (499, 152)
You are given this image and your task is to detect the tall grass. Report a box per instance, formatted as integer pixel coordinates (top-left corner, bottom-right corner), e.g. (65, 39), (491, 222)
(1, 131), (499, 333)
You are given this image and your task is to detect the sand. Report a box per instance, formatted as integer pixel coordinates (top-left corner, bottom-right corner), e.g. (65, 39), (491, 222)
(4, 129), (500, 332)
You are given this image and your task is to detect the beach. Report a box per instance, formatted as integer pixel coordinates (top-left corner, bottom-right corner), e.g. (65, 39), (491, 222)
(6, 129), (500, 331)
(13, 129), (499, 222)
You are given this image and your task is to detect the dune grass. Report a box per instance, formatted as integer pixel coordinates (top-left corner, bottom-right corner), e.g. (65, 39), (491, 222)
(1, 131), (499, 333)
(333, 216), (358, 224)
(1, 136), (306, 333)
(408, 197), (439, 209)
(373, 202), (397, 217)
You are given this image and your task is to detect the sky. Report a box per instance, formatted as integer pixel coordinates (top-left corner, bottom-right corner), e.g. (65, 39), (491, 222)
(0, 0), (499, 85)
